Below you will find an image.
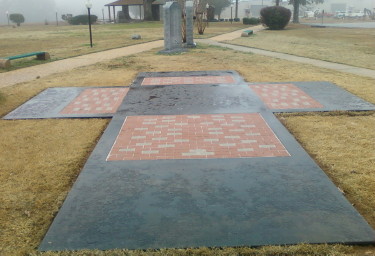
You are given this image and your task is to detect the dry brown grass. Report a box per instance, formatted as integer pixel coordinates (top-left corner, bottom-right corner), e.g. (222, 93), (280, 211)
(228, 24), (375, 70)
(278, 112), (375, 227)
(0, 119), (109, 255)
(0, 22), (247, 72)
(0, 44), (374, 255)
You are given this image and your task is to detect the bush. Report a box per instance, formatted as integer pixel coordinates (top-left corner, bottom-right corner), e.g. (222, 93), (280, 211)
(243, 17), (260, 25)
(9, 13), (25, 26)
(260, 6), (291, 30)
(68, 15), (98, 25)
(234, 18), (240, 22)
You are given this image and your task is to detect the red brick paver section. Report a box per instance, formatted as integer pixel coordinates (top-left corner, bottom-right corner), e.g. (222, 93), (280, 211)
(141, 76), (236, 86)
(107, 113), (290, 161)
(60, 88), (129, 114)
(249, 84), (324, 109)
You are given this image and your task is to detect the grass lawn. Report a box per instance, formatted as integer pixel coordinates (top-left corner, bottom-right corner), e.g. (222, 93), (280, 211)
(0, 22), (248, 72)
(0, 33), (374, 255)
(227, 23), (375, 70)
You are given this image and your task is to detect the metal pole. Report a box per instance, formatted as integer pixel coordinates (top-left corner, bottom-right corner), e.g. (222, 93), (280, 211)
(108, 6), (112, 22)
(113, 6), (116, 23)
(231, 6), (233, 24)
(102, 9), (105, 23)
(321, 9), (324, 24)
(88, 8), (93, 47)
(6, 11), (9, 26)
(56, 12), (58, 26)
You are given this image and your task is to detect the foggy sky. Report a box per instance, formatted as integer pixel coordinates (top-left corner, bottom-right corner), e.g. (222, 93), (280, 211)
(1, 0), (374, 24)
(0, 0), (115, 24)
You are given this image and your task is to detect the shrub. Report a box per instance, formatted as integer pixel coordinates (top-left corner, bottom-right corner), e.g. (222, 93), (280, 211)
(234, 18), (240, 22)
(68, 15), (98, 25)
(260, 6), (291, 30)
(243, 17), (260, 25)
(9, 13), (25, 26)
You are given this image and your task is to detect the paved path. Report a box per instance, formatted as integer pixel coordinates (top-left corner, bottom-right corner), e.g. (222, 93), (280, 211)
(1, 25), (374, 89)
(302, 22), (375, 28)
(197, 39), (375, 79)
(0, 40), (163, 89)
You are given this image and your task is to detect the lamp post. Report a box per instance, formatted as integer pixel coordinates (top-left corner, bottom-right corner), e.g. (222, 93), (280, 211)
(56, 11), (59, 26)
(102, 8), (105, 23)
(6, 11), (9, 26)
(231, 4), (233, 24)
(85, 0), (93, 48)
(206, 3), (209, 21)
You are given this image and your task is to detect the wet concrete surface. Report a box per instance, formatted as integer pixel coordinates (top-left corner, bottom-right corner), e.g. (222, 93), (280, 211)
(3, 87), (129, 119)
(39, 71), (375, 251)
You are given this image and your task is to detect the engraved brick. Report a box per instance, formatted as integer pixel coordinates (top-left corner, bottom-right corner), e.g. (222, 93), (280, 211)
(152, 137), (168, 141)
(219, 143), (236, 147)
(146, 131), (162, 135)
(136, 143), (152, 146)
(241, 140), (257, 143)
(209, 132), (224, 135)
(158, 144), (176, 148)
(135, 128), (148, 131)
(224, 136), (240, 139)
(174, 139), (189, 142)
(119, 148), (136, 152)
(259, 145), (276, 148)
(229, 129), (245, 132)
(131, 136), (146, 139)
(142, 150), (159, 154)
(238, 148), (254, 152)
(204, 139), (219, 142)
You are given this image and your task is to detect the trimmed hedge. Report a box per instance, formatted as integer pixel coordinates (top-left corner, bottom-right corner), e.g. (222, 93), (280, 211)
(243, 17), (260, 25)
(260, 6), (291, 30)
(68, 15), (98, 25)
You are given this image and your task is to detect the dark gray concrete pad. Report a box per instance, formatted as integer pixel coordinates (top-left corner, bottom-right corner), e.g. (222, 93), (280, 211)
(118, 83), (267, 116)
(40, 72), (375, 251)
(249, 81), (375, 112)
(2, 87), (128, 120)
(40, 112), (375, 251)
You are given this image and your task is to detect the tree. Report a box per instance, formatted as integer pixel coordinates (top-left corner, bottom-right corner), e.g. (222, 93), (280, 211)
(9, 13), (25, 26)
(207, 0), (232, 19)
(275, 0), (280, 6)
(288, 0), (324, 23)
(144, 0), (154, 20)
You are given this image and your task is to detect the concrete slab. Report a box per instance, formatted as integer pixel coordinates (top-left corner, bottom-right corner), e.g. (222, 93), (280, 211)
(3, 87), (129, 119)
(249, 81), (375, 112)
(39, 71), (375, 251)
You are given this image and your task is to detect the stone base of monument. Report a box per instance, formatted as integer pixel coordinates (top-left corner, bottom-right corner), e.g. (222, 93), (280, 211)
(158, 48), (188, 54)
(184, 42), (197, 48)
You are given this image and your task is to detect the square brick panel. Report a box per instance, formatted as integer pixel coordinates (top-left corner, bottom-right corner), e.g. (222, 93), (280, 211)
(107, 113), (290, 161)
(60, 88), (129, 115)
(249, 84), (324, 109)
(141, 76), (236, 86)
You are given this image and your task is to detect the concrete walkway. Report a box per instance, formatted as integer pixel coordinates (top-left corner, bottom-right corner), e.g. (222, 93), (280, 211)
(0, 40), (163, 89)
(1, 25), (374, 89)
(197, 39), (375, 79)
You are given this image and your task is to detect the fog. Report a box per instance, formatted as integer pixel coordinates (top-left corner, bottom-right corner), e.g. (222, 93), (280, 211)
(0, 0), (114, 24)
(1, 0), (374, 24)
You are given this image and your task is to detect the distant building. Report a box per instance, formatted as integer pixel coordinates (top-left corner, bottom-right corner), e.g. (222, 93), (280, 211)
(220, 0), (375, 20)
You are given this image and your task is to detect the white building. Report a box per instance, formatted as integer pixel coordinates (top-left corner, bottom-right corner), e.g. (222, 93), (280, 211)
(220, 0), (375, 20)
